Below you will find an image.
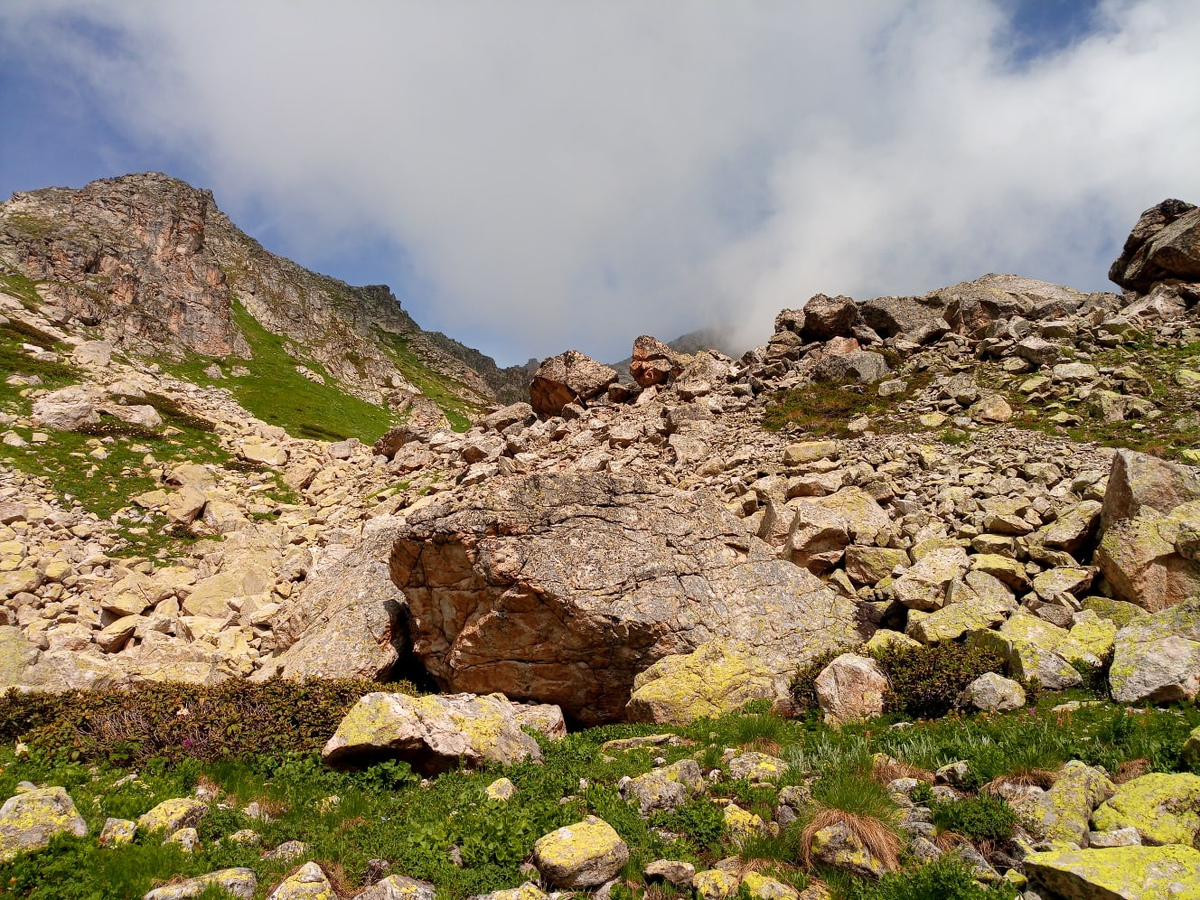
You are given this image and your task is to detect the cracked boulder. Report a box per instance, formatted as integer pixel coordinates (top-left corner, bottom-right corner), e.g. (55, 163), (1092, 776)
(389, 473), (861, 724)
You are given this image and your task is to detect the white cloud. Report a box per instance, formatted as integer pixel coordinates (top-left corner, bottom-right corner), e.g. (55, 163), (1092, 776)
(2, 0), (1199, 363)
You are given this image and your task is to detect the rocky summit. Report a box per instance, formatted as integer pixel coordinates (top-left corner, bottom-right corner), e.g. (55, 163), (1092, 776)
(2, 182), (1200, 899)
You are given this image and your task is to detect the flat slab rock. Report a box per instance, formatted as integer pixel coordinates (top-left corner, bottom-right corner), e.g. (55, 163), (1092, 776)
(389, 472), (861, 724)
(322, 691), (543, 774)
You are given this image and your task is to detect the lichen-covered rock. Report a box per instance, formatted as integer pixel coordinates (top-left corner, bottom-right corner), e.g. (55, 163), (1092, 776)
(136, 797), (208, 835)
(0, 786), (87, 862)
(1092, 772), (1200, 846)
(1096, 503), (1200, 612)
(354, 875), (437, 900)
(809, 820), (894, 878)
(724, 802), (767, 839)
(392, 473), (859, 725)
(740, 871), (800, 900)
(485, 777), (517, 801)
(626, 640), (779, 726)
(472, 883), (547, 900)
(620, 760), (701, 816)
(1183, 726), (1200, 769)
(644, 859), (695, 889)
(974, 613), (1083, 690)
(727, 751), (787, 782)
(142, 868), (257, 900)
(532, 816), (629, 889)
(266, 861), (336, 900)
(322, 692), (541, 774)
(814, 653), (888, 725)
(1108, 598), (1200, 703)
(1025, 844), (1200, 900)
(693, 869), (740, 900)
(960, 672), (1026, 712)
(890, 547), (970, 612)
(1014, 761), (1114, 847)
(98, 817), (137, 846)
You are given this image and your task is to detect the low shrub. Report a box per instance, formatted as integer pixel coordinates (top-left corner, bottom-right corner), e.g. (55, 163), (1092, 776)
(931, 794), (1018, 844)
(0, 677), (417, 764)
(873, 642), (1005, 719)
(846, 856), (1018, 899)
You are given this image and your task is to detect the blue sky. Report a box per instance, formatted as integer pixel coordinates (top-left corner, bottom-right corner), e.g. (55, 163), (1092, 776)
(1, 1), (1197, 366)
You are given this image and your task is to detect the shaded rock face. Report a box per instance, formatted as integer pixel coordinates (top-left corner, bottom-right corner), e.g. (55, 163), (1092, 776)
(529, 350), (618, 416)
(0, 173), (238, 356)
(1109, 199), (1200, 293)
(389, 473), (861, 725)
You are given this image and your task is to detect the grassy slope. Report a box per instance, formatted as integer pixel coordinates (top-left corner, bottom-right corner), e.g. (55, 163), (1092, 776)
(165, 298), (401, 443)
(0, 692), (1196, 900)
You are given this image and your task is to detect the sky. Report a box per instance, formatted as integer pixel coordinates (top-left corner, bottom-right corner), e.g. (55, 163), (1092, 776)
(1, 1), (1199, 367)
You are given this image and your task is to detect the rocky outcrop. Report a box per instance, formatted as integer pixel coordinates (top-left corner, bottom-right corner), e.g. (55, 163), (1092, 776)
(1109, 199), (1200, 294)
(389, 472), (861, 724)
(529, 350), (618, 416)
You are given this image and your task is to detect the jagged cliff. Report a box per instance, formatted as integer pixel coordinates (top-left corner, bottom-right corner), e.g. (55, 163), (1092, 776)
(0, 173), (527, 420)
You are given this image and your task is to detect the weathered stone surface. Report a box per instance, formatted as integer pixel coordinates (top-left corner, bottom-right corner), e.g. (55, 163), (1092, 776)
(1109, 198), (1200, 293)
(530, 350), (618, 415)
(938, 274), (1084, 336)
(0, 786), (87, 862)
(891, 547), (970, 612)
(644, 859), (696, 889)
(859, 295), (948, 342)
(391, 473), (860, 725)
(1092, 772), (1200, 846)
(630, 335), (684, 388)
(801, 294), (858, 341)
(355, 875), (437, 900)
(31, 385), (102, 431)
(1015, 761), (1114, 847)
(99, 817), (137, 847)
(815, 653), (888, 725)
(266, 860), (335, 900)
(960, 672), (1025, 712)
(1102, 450), (1200, 528)
(1026, 845), (1200, 900)
(255, 521), (410, 682)
(137, 797), (208, 834)
(728, 751), (787, 781)
(693, 869), (740, 900)
(532, 816), (629, 889)
(626, 640), (779, 725)
(813, 350), (890, 384)
(1096, 500), (1200, 612)
(142, 868), (257, 900)
(620, 759), (702, 815)
(322, 691), (542, 774)
(809, 820), (894, 878)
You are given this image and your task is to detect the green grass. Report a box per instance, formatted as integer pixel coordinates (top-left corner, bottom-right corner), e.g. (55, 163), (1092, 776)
(165, 297), (400, 443)
(375, 328), (487, 432)
(1, 694), (1197, 899)
(0, 270), (45, 309)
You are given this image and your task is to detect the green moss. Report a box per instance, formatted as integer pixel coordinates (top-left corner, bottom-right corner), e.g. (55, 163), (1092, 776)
(0, 271), (45, 310)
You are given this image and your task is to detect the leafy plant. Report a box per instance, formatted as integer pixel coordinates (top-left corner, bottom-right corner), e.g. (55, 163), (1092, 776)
(873, 643), (1005, 719)
(931, 794), (1017, 844)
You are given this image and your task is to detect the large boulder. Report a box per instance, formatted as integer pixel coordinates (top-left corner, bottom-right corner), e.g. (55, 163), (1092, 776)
(858, 295), (949, 343)
(801, 294), (858, 341)
(1025, 845), (1200, 900)
(1109, 597), (1200, 703)
(533, 817), (629, 889)
(814, 653), (888, 725)
(253, 521), (410, 682)
(1014, 761), (1114, 847)
(529, 350), (618, 416)
(625, 639), (779, 725)
(1101, 450), (1200, 528)
(629, 335), (684, 388)
(1092, 772), (1200, 846)
(389, 473), (861, 724)
(0, 786), (88, 862)
(143, 869), (258, 900)
(322, 691), (543, 774)
(1096, 500), (1200, 613)
(1109, 198), (1200, 293)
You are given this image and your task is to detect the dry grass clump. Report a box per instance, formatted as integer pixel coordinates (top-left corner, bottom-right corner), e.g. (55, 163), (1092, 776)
(801, 808), (902, 873)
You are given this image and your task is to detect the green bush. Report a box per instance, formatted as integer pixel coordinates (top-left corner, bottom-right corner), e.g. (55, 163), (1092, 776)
(847, 856), (1018, 900)
(0, 677), (417, 764)
(652, 798), (727, 853)
(931, 794), (1018, 843)
(873, 642), (1005, 719)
